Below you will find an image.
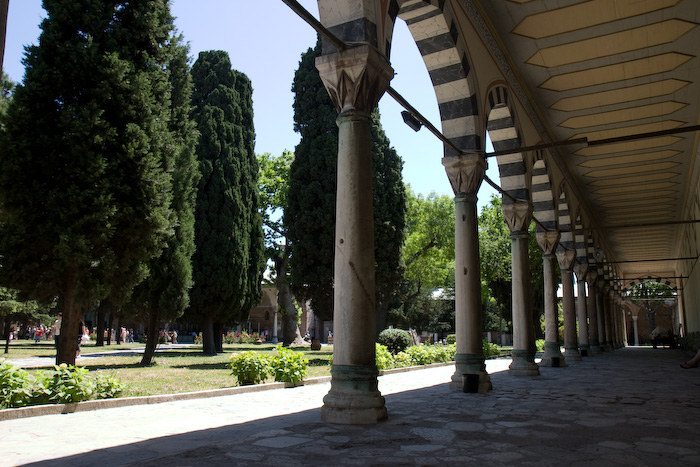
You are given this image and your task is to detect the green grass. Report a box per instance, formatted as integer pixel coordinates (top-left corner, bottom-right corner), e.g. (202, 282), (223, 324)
(1, 340), (333, 398)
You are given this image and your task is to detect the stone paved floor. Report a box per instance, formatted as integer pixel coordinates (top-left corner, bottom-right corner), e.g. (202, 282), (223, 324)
(1, 347), (698, 466)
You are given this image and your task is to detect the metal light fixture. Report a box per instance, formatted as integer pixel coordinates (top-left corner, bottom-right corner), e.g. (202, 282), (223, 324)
(401, 110), (422, 132)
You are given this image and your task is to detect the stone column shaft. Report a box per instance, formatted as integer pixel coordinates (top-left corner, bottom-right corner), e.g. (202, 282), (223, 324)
(574, 266), (590, 356)
(504, 200), (539, 375)
(586, 274), (601, 353)
(537, 231), (565, 367)
(557, 249), (581, 361)
(632, 315), (639, 346)
(316, 45), (393, 425)
(443, 154), (491, 392)
(596, 283), (609, 351)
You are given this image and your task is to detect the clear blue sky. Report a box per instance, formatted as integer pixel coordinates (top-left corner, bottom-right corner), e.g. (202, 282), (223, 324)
(3, 0), (498, 210)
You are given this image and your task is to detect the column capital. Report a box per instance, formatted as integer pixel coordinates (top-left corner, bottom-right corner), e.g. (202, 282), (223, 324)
(586, 270), (598, 285)
(573, 263), (589, 281)
(316, 45), (394, 115)
(536, 230), (560, 255)
(501, 200), (532, 233)
(555, 247), (576, 271)
(442, 153), (486, 196)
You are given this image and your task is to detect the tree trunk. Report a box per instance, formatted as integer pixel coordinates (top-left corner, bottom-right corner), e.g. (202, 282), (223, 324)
(95, 300), (109, 346)
(56, 274), (80, 365)
(115, 313), (122, 345)
(201, 314), (217, 355)
(106, 311), (114, 345)
(276, 254), (300, 346)
(3, 318), (10, 354)
(214, 321), (224, 353)
(140, 309), (160, 366)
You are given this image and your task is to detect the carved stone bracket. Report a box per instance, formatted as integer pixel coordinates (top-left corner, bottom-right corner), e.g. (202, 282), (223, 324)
(315, 45), (394, 115)
(442, 154), (486, 196)
(501, 201), (532, 233)
(555, 247), (576, 271)
(536, 230), (560, 256)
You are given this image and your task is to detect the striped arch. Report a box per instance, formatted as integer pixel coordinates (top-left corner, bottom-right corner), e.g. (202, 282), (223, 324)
(485, 85), (529, 205)
(574, 212), (588, 270)
(317, 0), (400, 58)
(398, 0), (481, 156)
(557, 182), (574, 253)
(587, 233), (600, 275)
(531, 150), (556, 233)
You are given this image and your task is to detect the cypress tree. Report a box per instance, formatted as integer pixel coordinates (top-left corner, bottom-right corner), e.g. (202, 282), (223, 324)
(287, 40), (406, 329)
(134, 32), (200, 366)
(0, 0), (179, 365)
(188, 50), (263, 355)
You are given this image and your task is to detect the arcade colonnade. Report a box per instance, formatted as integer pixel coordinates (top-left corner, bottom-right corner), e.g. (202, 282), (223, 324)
(314, 0), (634, 425)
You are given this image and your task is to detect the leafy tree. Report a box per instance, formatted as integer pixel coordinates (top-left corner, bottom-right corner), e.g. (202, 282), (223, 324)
(0, 0), (181, 365)
(0, 72), (14, 120)
(478, 194), (544, 337)
(388, 188), (455, 331)
(0, 287), (53, 354)
(287, 40), (406, 331)
(258, 150), (301, 345)
(188, 50), (264, 355)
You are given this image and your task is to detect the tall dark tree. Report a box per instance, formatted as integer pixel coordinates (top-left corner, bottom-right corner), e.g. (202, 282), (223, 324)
(188, 50), (264, 355)
(287, 40), (406, 331)
(134, 33), (200, 366)
(0, 0), (180, 365)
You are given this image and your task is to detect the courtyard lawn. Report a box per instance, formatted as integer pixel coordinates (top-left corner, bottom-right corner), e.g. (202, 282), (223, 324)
(1, 341), (333, 398)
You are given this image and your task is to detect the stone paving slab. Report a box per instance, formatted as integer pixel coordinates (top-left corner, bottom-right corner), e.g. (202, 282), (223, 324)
(1, 348), (698, 466)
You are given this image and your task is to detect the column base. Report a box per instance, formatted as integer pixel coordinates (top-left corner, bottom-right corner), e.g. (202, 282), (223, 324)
(509, 349), (540, 376)
(450, 353), (492, 393)
(322, 365), (387, 425)
(563, 346), (582, 361)
(589, 343), (602, 354)
(579, 344), (591, 357)
(539, 341), (567, 367)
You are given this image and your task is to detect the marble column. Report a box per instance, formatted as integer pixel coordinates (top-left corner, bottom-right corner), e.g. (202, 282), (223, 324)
(443, 154), (492, 392)
(557, 248), (581, 361)
(586, 272), (601, 354)
(537, 231), (566, 367)
(316, 45), (393, 425)
(574, 264), (590, 356)
(502, 201), (539, 376)
(632, 314), (639, 346)
(604, 286), (614, 350)
(272, 310), (279, 344)
(596, 281), (608, 351)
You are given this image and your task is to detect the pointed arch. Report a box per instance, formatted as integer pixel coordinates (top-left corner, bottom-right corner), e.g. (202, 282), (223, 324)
(574, 211), (588, 268)
(398, 0), (481, 156)
(531, 149), (556, 233)
(557, 182), (574, 252)
(485, 85), (529, 205)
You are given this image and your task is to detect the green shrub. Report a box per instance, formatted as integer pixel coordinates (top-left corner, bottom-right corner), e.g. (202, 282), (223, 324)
(375, 343), (394, 370)
(0, 361), (123, 409)
(46, 364), (94, 404)
(229, 351), (272, 385)
(271, 347), (308, 384)
(404, 344), (435, 366)
(535, 339), (545, 352)
(392, 351), (413, 368)
(377, 328), (413, 355)
(446, 334), (456, 345)
(433, 344), (456, 362)
(482, 340), (501, 358)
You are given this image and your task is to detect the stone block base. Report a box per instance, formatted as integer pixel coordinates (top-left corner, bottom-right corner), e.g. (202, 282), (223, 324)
(322, 365), (387, 425)
(450, 353), (492, 393)
(509, 349), (540, 376)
